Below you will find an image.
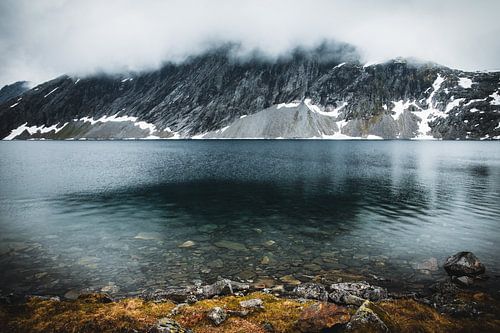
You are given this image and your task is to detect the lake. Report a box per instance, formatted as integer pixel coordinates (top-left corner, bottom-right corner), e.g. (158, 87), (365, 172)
(0, 140), (499, 297)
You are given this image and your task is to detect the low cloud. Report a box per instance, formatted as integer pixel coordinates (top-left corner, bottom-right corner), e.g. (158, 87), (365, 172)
(0, 0), (499, 86)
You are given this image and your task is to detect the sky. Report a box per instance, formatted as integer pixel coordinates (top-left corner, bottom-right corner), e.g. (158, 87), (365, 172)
(0, 0), (499, 87)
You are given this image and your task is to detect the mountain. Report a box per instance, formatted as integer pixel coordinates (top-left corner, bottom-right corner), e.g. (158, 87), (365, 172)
(0, 81), (30, 104)
(1, 44), (499, 140)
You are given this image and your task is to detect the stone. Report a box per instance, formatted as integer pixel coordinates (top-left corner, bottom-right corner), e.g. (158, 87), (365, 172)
(444, 252), (485, 277)
(280, 275), (301, 286)
(207, 259), (224, 268)
(134, 232), (163, 240)
(264, 240), (276, 246)
(329, 282), (387, 304)
(253, 277), (276, 289)
(346, 300), (389, 332)
(207, 307), (227, 325)
(238, 269), (256, 280)
(413, 257), (438, 271)
(294, 302), (350, 332)
(261, 256), (270, 265)
(455, 276), (474, 287)
(202, 279), (250, 298)
(240, 298), (264, 309)
(178, 241), (195, 248)
(64, 289), (80, 300)
(101, 283), (119, 294)
(154, 318), (192, 333)
(293, 283), (329, 301)
(214, 240), (248, 251)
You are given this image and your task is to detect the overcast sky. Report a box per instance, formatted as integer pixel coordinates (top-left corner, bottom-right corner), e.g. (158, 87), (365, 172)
(0, 0), (499, 87)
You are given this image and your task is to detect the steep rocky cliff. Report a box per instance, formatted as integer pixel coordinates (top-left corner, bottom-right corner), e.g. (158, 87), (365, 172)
(1, 45), (499, 140)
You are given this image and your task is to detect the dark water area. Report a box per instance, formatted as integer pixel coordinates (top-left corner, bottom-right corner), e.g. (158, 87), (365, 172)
(0, 140), (499, 297)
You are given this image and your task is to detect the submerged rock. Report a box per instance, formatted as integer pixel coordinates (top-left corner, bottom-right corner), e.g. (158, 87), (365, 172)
(279, 275), (301, 286)
(207, 306), (227, 325)
(134, 232), (163, 240)
(178, 241), (195, 248)
(444, 252), (485, 277)
(214, 240), (248, 251)
(293, 283), (329, 301)
(329, 282), (387, 305)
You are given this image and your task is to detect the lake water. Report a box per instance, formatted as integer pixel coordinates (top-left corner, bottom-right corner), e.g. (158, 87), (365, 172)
(0, 141), (499, 297)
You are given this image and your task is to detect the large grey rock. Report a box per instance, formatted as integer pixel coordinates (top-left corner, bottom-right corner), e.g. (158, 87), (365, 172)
(329, 282), (387, 304)
(293, 283), (329, 301)
(153, 318), (192, 333)
(444, 251), (485, 277)
(207, 307), (227, 325)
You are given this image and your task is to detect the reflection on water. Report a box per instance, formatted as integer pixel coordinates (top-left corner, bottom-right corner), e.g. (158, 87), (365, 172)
(0, 141), (499, 296)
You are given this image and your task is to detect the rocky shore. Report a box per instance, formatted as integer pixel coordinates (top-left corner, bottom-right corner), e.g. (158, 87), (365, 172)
(1, 252), (499, 332)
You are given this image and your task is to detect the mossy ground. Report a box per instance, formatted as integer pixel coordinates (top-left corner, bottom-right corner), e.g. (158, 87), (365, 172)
(0, 292), (499, 333)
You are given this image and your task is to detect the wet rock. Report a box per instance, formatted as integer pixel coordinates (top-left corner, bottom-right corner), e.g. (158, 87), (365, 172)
(134, 232), (163, 240)
(101, 282), (119, 294)
(444, 252), (485, 277)
(264, 240), (276, 246)
(214, 240), (248, 251)
(261, 255), (270, 265)
(294, 302), (350, 332)
(207, 259), (224, 268)
(207, 306), (227, 325)
(454, 276), (474, 287)
(202, 278), (250, 298)
(238, 269), (256, 280)
(280, 275), (301, 286)
(253, 277), (276, 289)
(153, 318), (192, 333)
(412, 257), (438, 272)
(293, 283), (329, 301)
(329, 282), (387, 305)
(346, 300), (389, 332)
(64, 289), (81, 300)
(178, 241), (195, 248)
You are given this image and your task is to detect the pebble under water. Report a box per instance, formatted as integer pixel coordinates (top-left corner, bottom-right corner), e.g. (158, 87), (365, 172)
(0, 140), (499, 296)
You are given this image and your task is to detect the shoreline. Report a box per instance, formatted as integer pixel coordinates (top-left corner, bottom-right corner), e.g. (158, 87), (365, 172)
(1, 272), (499, 332)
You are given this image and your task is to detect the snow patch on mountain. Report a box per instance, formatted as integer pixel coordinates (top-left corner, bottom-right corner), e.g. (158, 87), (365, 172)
(458, 77), (473, 89)
(3, 122), (68, 140)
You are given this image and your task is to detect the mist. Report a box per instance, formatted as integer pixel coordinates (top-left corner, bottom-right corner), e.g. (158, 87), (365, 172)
(0, 0), (499, 87)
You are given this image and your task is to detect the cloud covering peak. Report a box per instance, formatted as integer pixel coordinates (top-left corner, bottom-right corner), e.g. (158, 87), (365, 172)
(0, 0), (499, 87)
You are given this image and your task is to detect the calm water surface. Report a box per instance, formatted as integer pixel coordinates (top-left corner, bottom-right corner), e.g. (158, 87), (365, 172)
(0, 141), (499, 296)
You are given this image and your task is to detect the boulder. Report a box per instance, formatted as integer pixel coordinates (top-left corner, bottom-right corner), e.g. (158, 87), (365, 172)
(207, 306), (227, 325)
(202, 278), (250, 298)
(329, 282), (387, 305)
(153, 318), (192, 333)
(293, 283), (329, 301)
(346, 300), (389, 332)
(444, 252), (485, 277)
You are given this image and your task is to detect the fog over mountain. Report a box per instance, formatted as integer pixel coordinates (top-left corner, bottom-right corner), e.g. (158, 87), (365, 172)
(1, 0), (500, 87)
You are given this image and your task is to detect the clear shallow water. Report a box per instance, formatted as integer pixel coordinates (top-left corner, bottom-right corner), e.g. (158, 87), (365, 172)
(0, 141), (499, 296)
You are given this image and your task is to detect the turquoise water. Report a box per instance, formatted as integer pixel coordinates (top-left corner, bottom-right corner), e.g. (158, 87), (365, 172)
(0, 140), (499, 296)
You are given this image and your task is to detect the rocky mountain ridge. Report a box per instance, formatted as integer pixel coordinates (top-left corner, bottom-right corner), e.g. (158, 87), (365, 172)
(1, 46), (499, 140)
